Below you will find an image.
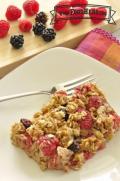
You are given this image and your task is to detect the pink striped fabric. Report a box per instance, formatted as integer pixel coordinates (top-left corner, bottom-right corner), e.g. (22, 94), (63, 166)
(76, 28), (120, 72)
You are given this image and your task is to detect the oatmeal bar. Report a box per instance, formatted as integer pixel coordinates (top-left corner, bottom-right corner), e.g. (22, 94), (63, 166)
(11, 83), (120, 171)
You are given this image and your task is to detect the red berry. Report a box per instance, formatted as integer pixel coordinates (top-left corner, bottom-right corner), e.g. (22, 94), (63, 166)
(78, 110), (93, 129)
(54, 13), (68, 31)
(77, 107), (85, 112)
(0, 20), (10, 38)
(87, 95), (102, 109)
(23, 0), (39, 16)
(75, 84), (92, 95)
(69, 7), (84, 25)
(70, 0), (88, 9)
(5, 5), (21, 21)
(55, 0), (71, 15)
(89, 7), (107, 24)
(19, 19), (32, 32)
(37, 135), (59, 157)
(84, 151), (93, 160)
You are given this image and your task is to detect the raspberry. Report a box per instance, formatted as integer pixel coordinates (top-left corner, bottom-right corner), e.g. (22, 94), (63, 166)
(19, 19), (32, 32)
(87, 95), (102, 109)
(69, 7), (84, 25)
(5, 5), (21, 21)
(89, 7), (107, 24)
(55, 0), (71, 15)
(23, 0), (39, 16)
(78, 110), (93, 129)
(70, 0), (88, 8)
(0, 20), (10, 38)
(84, 151), (93, 160)
(77, 107), (85, 112)
(54, 13), (68, 31)
(37, 134), (59, 157)
(69, 155), (78, 167)
(75, 83), (92, 95)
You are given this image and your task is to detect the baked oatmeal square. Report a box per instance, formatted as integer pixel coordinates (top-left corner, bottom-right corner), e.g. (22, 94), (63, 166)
(11, 83), (120, 172)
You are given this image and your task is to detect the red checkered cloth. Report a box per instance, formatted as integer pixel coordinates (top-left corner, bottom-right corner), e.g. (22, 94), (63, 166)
(76, 28), (120, 72)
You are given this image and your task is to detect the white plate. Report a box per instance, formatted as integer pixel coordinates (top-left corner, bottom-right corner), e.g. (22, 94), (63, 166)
(0, 47), (120, 181)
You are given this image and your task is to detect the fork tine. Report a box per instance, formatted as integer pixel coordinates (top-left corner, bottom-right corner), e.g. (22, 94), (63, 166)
(65, 77), (95, 92)
(61, 74), (93, 88)
(55, 74), (95, 94)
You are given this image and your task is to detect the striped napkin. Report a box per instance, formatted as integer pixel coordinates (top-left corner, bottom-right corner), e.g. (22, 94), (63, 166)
(76, 28), (120, 72)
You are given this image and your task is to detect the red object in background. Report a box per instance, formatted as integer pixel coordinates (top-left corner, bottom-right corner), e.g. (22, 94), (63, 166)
(23, 0), (39, 16)
(54, 13), (68, 31)
(55, 0), (71, 15)
(70, 0), (88, 8)
(19, 19), (32, 32)
(5, 5), (22, 21)
(0, 20), (10, 38)
(89, 7), (107, 24)
(69, 7), (84, 25)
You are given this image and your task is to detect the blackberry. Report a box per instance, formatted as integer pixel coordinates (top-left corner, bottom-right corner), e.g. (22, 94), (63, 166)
(68, 141), (80, 153)
(64, 112), (69, 121)
(62, 103), (67, 107)
(62, 109), (69, 121)
(59, 107), (69, 121)
(42, 28), (56, 42)
(35, 11), (48, 24)
(33, 22), (45, 36)
(10, 35), (24, 49)
(20, 118), (32, 129)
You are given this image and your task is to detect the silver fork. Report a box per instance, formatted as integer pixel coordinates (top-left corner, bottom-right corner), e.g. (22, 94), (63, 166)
(0, 74), (95, 102)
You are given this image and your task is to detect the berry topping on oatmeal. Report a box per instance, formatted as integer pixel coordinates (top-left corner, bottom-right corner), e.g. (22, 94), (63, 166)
(68, 141), (80, 152)
(37, 134), (59, 156)
(20, 118), (32, 129)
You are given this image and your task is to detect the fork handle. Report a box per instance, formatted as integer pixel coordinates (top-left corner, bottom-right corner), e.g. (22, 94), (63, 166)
(0, 90), (51, 102)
